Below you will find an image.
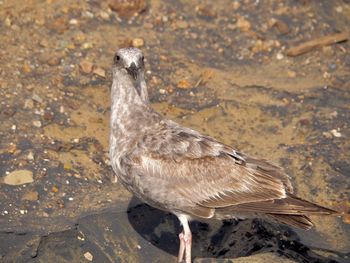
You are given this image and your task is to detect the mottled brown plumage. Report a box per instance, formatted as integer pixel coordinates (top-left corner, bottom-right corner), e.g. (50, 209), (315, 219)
(109, 48), (338, 263)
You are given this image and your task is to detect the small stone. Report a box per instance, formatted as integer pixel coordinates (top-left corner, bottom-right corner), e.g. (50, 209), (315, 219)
(330, 129), (341, 138)
(82, 42), (93, 49)
(132, 38), (144, 48)
(47, 57), (61, 66)
(4, 17), (12, 27)
(84, 252), (93, 261)
(323, 72), (331, 79)
(108, 0), (147, 18)
(93, 66), (106, 78)
(27, 151), (34, 160)
(322, 131), (333, 139)
(22, 63), (32, 73)
(159, 89), (166, 94)
(69, 19), (78, 25)
(276, 52), (284, 60)
(335, 6), (343, 13)
(80, 60), (93, 74)
(287, 70), (296, 78)
(274, 20), (289, 34)
(99, 11), (110, 20)
(174, 20), (189, 29)
(236, 17), (251, 32)
(232, 1), (240, 10)
(39, 39), (49, 47)
(177, 79), (191, 89)
(24, 99), (34, 109)
(48, 17), (68, 34)
(3, 170), (34, 185)
(22, 191), (39, 201)
(33, 120), (42, 128)
(32, 94), (43, 104)
(52, 186), (59, 193)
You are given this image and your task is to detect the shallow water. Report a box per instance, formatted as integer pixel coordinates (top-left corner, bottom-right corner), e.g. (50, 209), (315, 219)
(0, 0), (349, 262)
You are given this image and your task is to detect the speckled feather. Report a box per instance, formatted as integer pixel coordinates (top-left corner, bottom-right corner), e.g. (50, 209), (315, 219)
(109, 47), (337, 230)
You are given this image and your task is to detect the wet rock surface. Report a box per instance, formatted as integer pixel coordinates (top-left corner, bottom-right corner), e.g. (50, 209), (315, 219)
(0, 0), (349, 262)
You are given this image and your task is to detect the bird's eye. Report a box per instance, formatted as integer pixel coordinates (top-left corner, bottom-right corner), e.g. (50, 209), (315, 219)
(114, 55), (120, 64)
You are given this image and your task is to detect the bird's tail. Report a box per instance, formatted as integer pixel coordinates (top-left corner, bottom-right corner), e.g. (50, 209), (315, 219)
(267, 214), (314, 229)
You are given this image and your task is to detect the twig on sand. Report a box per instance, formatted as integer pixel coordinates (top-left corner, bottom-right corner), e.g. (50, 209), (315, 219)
(286, 32), (348, 57)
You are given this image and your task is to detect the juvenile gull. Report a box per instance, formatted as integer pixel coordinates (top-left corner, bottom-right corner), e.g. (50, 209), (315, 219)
(109, 47), (338, 263)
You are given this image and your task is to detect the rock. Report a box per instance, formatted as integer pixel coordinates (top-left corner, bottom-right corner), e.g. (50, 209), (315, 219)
(22, 63), (32, 73)
(276, 52), (284, 60)
(3, 170), (34, 185)
(80, 60), (93, 74)
(287, 70), (296, 78)
(24, 99), (34, 109)
(194, 252), (297, 263)
(22, 190), (39, 201)
(330, 129), (341, 137)
(84, 251), (93, 261)
(177, 79), (191, 89)
(196, 5), (217, 19)
(108, 0), (147, 18)
(47, 17), (68, 33)
(274, 20), (289, 34)
(33, 120), (42, 128)
(47, 57), (61, 66)
(236, 16), (251, 32)
(132, 38), (144, 48)
(93, 66), (106, 78)
(174, 20), (189, 29)
(32, 93), (43, 104)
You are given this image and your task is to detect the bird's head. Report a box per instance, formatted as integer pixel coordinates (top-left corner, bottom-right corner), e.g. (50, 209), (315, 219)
(113, 47), (145, 81)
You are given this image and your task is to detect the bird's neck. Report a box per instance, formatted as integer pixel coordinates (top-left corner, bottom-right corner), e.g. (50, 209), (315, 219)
(110, 70), (150, 139)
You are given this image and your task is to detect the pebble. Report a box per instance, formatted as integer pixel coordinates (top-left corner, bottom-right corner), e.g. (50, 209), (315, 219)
(32, 94), (43, 104)
(47, 57), (61, 66)
(22, 190), (39, 201)
(177, 79), (191, 89)
(330, 129), (341, 137)
(287, 70), (296, 78)
(3, 170), (34, 185)
(236, 17), (251, 32)
(108, 0), (147, 18)
(132, 38), (144, 48)
(69, 19), (79, 25)
(24, 99), (34, 109)
(276, 52), (284, 60)
(27, 151), (34, 160)
(84, 252), (93, 261)
(33, 120), (42, 128)
(80, 60), (93, 74)
(174, 20), (189, 29)
(93, 66), (106, 78)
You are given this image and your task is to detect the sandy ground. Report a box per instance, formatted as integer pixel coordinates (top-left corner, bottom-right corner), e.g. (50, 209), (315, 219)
(0, 0), (349, 262)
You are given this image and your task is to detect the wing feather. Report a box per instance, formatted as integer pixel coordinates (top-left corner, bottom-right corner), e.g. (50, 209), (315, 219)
(127, 119), (293, 218)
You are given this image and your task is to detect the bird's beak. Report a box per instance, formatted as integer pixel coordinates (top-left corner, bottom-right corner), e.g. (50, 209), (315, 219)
(126, 62), (138, 80)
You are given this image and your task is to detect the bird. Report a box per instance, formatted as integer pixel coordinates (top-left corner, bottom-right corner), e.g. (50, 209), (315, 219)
(109, 47), (339, 263)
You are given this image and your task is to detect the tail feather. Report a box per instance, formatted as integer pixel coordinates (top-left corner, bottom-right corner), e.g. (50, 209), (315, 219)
(228, 194), (339, 216)
(268, 214), (314, 230)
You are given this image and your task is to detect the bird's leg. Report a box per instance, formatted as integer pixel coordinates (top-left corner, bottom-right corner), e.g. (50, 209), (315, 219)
(177, 215), (192, 263)
(183, 227), (192, 263)
(178, 231), (185, 262)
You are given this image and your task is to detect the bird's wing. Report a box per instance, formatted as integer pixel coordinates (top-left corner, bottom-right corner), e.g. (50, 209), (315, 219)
(127, 119), (294, 218)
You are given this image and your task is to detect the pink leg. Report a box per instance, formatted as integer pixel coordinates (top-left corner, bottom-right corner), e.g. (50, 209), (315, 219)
(177, 214), (192, 263)
(178, 232), (185, 262)
(183, 229), (192, 263)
